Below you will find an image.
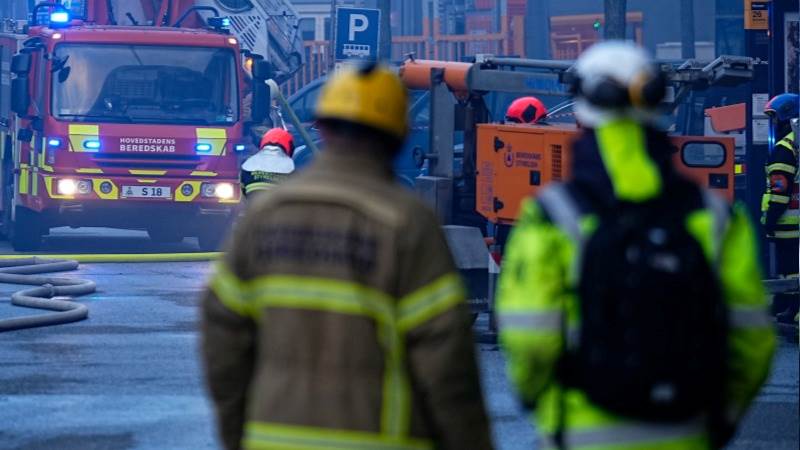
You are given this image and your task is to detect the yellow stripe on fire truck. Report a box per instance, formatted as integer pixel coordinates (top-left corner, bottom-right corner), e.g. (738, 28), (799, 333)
(196, 128), (227, 156)
(18, 163), (29, 195)
(129, 170), (167, 176)
(68, 124), (100, 152)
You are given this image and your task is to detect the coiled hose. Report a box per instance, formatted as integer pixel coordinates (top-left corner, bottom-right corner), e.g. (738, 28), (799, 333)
(0, 257), (96, 332)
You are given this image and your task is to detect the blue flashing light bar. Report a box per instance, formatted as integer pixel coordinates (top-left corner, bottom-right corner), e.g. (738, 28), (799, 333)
(234, 144), (246, 152)
(208, 17), (231, 31)
(83, 140), (101, 151)
(196, 143), (213, 153)
(47, 138), (62, 147)
(50, 11), (70, 25)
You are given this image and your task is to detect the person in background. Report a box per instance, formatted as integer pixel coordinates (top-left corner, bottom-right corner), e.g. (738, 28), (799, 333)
(761, 93), (799, 323)
(240, 128), (295, 198)
(497, 41), (775, 450)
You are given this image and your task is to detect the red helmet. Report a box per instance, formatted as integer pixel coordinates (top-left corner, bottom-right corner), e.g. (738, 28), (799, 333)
(506, 97), (548, 124)
(260, 128), (295, 157)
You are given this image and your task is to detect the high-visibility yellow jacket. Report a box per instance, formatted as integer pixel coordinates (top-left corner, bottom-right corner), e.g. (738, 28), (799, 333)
(497, 121), (775, 450)
(761, 131), (798, 239)
(202, 149), (493, 450)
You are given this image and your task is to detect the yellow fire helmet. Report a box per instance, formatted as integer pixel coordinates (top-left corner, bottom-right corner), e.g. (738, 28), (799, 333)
(315, 62), (409, 139)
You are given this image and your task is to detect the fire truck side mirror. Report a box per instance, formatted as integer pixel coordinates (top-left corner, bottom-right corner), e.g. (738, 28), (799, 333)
(251, 60), (274, 124)
(251, 81), (269, 124)
(11, 78), (30, 117)
(10, 53), (31, 75)
(10, 54), (32, 116)
(252, 60), (274, 81)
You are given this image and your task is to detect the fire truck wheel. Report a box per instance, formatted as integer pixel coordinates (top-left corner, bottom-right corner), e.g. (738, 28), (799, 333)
(197, 228), (224, 252)
(147, 228), (185, 244)
(10, 207), (43, 252)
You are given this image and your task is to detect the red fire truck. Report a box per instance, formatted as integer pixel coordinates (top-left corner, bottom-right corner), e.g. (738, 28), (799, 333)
(0, 1), (276, 250)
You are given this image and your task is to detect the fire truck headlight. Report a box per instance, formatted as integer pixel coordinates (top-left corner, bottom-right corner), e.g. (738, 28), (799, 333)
(57, 179), (78, 196)
(201, 182), (235, 199)
(77, 180), (92, 195)
(215, 183), (235, 199)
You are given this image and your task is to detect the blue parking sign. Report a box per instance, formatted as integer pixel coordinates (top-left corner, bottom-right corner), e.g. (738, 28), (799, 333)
(335, 7), (381, 61)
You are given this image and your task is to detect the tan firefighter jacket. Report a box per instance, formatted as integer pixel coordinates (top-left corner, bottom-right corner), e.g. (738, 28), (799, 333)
(201, 148), (493, 450)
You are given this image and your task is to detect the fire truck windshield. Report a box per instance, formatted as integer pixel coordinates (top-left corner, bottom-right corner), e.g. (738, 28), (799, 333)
(51, 44), (239, 126)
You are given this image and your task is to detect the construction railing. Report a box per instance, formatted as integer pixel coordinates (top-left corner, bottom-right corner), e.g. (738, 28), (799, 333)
(392, 32), (509, 63)
(281, 41), (331, 97)
(281, 27), (515, 97)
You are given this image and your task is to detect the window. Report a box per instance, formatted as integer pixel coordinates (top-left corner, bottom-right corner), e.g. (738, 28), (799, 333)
(299, 18), (316, 42)
(715, 18), (745, 56)
(550, 12), (644, 60)
(51, 44), (239, 126)
(324, 18), (332, 41)
(682, 142), (726, 168)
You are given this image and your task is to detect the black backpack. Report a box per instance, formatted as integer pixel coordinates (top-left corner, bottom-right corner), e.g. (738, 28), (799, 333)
(538, 183), (730, 423)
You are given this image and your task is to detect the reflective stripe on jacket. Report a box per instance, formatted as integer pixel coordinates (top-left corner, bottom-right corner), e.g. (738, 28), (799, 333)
(762, 132), (799, 238)
(240, 145), (295, 196)
(202, 149), (493, 450)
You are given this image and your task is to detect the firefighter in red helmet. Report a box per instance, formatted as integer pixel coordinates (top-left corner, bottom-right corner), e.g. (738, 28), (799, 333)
(505, 96), (548, 124)
(240, 128), (296, 198)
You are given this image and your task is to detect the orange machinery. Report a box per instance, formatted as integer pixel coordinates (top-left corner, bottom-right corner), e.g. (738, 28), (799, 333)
(399, 57), (750, 228)
(400, 56), (750, 316)
(476, 123), (736, 225)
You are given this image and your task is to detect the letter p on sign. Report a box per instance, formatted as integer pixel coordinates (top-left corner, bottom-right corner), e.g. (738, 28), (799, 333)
(349, 14), (369, 41)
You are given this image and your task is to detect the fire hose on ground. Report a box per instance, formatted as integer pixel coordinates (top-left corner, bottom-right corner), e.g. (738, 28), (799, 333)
(0, 252), (220, 332)
(0, 257), (95, 332)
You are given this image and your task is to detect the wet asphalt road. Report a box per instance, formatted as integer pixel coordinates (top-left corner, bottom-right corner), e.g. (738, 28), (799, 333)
(0, 228), (797, 450)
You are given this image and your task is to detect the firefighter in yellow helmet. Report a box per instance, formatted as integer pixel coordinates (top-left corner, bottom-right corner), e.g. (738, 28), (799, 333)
(497, 41), (774, 450)
(201, 63), (493, 450)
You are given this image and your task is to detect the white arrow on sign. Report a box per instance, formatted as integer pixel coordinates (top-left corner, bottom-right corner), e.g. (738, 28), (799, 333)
(349, 14), (369, 41)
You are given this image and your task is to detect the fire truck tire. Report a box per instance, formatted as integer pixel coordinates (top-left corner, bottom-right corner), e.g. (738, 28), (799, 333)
(10, 207), (43, 252)
(197, 226), (226, 252)
(147, 228), (185, 244)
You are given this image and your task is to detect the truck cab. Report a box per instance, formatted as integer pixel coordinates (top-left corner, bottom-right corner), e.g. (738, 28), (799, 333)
(0, 10), (256, 250)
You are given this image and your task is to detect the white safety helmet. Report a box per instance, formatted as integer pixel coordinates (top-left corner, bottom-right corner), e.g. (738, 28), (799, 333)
(569, 41), (666, 127)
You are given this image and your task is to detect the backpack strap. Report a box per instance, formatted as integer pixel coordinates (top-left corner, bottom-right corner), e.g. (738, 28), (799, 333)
(700, 190), (731, 270)
(538, 184), (584, 243)
(537, 183), (585, 281)
(538, 183), (583, 450)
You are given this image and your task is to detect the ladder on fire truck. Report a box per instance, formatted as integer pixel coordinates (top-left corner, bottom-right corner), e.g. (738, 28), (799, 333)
(192, 0), (305, 82)
(29, 1), (305, 82)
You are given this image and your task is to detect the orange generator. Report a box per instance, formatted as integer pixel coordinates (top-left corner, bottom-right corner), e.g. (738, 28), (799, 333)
(475, 123), (736, 225)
